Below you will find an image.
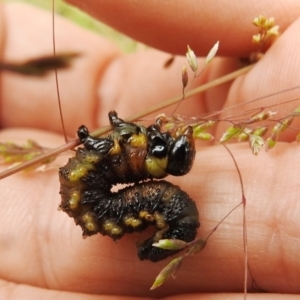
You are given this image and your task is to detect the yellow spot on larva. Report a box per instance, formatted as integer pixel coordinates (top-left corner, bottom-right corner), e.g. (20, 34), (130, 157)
(86, 222), (97, 232)
(111, 226), (123, 236)
(103, 221), (113, 231)
(145, 156), (167, 178)
(139, 211), (154, 222)
(123, 216), (142, 228)
(82, 213), (98, 233)
(131, 219), (142, 227)
(68, 190), (80, 210)
(84, 153), (100, 164)
(109, 140), (121, 155)
(103, 220), (122, 236)
(129, 133), (147, 147)
(69, 164), (88, 181)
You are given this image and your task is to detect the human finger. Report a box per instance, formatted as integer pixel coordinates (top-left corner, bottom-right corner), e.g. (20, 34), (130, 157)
(66, 0), (300, 56)
(0, 279), (298, 300)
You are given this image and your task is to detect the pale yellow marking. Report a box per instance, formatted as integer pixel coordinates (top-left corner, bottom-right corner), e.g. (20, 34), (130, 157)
(68, 162), (95, 182)
(69, 165), (87, 182)
(82, 213), (98, 232)
(103, 220), (123, 236)
(103, 220), (113, 230)
(68, 190), (80, 210)
(139, 210), (154, 222)
(145, 156), (168, 178)
(108, 139), (121, 155)
(128, 133), (147, 147)
(111, 226), (123, 236)
(84, 152), (100, 164)
(123, 216), (142, 228)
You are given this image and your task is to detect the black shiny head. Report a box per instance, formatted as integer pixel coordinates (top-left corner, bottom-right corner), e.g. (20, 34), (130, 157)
(166, 127), (195, 176)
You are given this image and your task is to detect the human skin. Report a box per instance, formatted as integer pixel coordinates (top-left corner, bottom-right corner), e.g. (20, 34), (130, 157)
(0, 1), (300, 299)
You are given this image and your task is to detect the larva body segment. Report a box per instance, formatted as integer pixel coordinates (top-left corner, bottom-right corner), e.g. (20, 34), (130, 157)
(59, 111), (199, 262)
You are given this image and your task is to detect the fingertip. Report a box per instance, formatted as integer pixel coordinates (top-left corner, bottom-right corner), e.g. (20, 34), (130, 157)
(66, 0), (300, 56)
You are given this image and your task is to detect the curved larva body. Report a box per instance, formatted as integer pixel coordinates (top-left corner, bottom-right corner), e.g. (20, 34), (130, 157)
(59, 111), (199, 262)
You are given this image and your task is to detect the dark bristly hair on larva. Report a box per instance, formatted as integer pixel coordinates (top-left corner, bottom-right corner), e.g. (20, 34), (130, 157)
(59, 111), (199, 262)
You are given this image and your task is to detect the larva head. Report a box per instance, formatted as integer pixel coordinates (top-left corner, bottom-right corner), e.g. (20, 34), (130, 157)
(146, 125), (195, 177)
(166, 126), (195, 176)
